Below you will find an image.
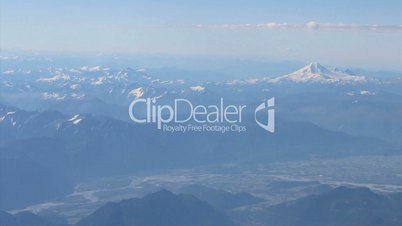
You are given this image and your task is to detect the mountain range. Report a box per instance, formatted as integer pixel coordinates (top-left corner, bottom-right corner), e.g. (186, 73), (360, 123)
(2, 187), (402, 226)
(2, 59), (402, 210)
(1, 58), (402, 224)
(2, 61), (402, 143)
(0, 102), (397, 209)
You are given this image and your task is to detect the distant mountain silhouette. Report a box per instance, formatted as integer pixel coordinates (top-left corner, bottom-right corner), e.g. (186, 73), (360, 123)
(76, 190), (236, 226)
(260, 186), (402, 226)
(0, 210), (68, 226)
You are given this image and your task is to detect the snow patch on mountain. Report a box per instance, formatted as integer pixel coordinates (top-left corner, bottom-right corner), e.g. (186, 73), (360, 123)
(38, 73), (71, 82)
(42, 92), (66, 100)
(3, 70), (15, 75)
(92, 76), (106, 85)
(71, 93), (86, 100)
(136, 68), (146, 73)
(129, 87), (145, 98)
(360, 90), (377, 95)
(69, 114), (83, 124)
(347, 90), (377, 96)
(0, 112), (16, 121)
(80, 66), (102, 72)
(70, 84), (80, 90)
(190, 85), (205, 92)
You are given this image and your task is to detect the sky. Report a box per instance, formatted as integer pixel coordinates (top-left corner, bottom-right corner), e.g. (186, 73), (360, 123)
(1, 0), (402, 70)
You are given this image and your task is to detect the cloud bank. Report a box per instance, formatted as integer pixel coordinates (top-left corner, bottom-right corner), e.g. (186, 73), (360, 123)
(195, 21), (402, 32)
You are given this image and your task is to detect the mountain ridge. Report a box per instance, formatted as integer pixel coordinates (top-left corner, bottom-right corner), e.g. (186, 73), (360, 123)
(75, 189), (236, 226)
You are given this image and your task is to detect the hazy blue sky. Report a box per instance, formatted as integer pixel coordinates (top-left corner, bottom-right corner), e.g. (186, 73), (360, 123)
(1, 0), (402, 70)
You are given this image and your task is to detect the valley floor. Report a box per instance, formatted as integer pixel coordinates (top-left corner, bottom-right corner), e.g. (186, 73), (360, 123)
(12, 154), (402, 224)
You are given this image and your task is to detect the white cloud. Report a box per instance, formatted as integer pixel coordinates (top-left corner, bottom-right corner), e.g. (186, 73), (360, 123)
(306, 21), (319, 30)
(195, 21), (402, 32)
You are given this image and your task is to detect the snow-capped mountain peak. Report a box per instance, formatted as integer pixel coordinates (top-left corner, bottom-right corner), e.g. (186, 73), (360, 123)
(302, 62), (332, 74)
(270, 62), (366, 84)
